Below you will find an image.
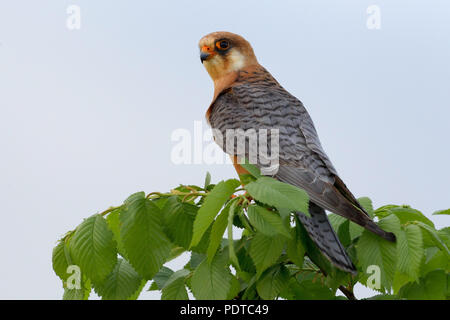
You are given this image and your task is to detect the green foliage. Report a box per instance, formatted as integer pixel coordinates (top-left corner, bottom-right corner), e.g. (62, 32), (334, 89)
(119, 196), (172, 280)
(245, 177), (310, 216)
(69, 214), (117, 284)
(52, 172), (449, 300)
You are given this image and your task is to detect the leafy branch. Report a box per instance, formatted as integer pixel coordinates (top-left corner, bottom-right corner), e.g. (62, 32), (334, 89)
(52, 167), (450, 300)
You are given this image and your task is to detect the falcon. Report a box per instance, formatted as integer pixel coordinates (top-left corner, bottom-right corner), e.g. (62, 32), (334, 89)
(199, 31), (395, 273)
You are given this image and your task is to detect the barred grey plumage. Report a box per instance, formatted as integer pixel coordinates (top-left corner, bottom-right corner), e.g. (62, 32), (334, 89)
(208, 65), (395, 274)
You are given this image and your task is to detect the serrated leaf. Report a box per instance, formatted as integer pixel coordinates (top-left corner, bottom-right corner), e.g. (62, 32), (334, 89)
(190, 179), (240, 247)
(191, 253), (232, 300)
(245, 177), (309, 216)
(386, 206), (434, 227)
(167, 246), (185, 262)
(397, 224), (423, 281)
(69, 214), (117, 284)
(249, 233), (285, 277)
(206, 204), (230, 263)
(52, 240), (71, 282)
(188, 252), (206, 270)
(106, 208), (127, 258)
(226, 275), (241, 299)
(151, 266), (174, 290)
(94, 258), (144, 300)
(120, 198), (171, 279)
(63, 277), (91, 300)
(437, 227), (450, 250)
(433, 208), (450, 215)
(128, 280), (147, 300)
(286, 227), (305, 267)
(393, 271), (411, 294)
(357, 197), (374, 218)
(124, 192), (145, 205)
(247, 205), (291, 238)
(240, 160), (262, 178)
(398, 270), (448, 300)
(421, 248), (449, 276)
(162, 197), (197, 249)
(349, 222), (364, 240)
(287, 272), (335, 300)
(256, 265), (290, 300)
(161, 276), (189, 300)
(415, 221), (450, 259)
(356, 214), (400, 291)
(161, 269), (190, 300)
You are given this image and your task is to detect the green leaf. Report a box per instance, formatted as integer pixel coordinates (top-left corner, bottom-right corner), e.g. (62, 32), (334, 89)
(63, 277), (91, 300)
(385, 206), (434, 227)
(204, 172), (212, 189)
(151, 266), (174, 290)
(396, 224), (423, 281)
(161, 197), (197, 249)
(236, 243), (256, 274)
(127, 280), (147, 300)
(398, 270), (448, 300)
(161, 269), (190, 300)
(247, 205), (291, 238)
(245, 177), (309, 216)
(357, 197), (374, 218)
(162, 277), (189, 300)
(392, 271), (411, 294)
(256, 265), (290, 300)
(206, 204), (230, 263)
(191, 253), (232, 300)
(94, 258), (144, 300)
(286, 227), (305, 267)
(240, 160), (262, 178)
(227, 275), (241, 299)
(106, 208), (127, 258)
(188, 252), (206, 270)
(356, 214), (400, 291)
(191, 224), (212, 254)
(421, 248), (449, 276)
(438, 227), (450, 245)
(120, 197), (171, 279)
(249, 233), (285, 277)
(285, 272), (335, 300)
(52, 240), (72, 282)
(349, 222), (364, 240)
(69, 214), (117, 284)
(415, 221), (450, 259)
(328, 214), (347, 233)
(124, 191), (145, 205)
(190, 179), (240, 247)
(167, 246), (185, 262)
(227, 199), (241, 270)
(433, 208), (450, 215)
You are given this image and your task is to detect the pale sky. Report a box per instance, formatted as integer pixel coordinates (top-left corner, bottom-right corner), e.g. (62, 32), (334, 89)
(0, 0), (448, 299)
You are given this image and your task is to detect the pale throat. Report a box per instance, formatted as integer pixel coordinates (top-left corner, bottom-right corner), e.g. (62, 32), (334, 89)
(204, 49), (247, 81)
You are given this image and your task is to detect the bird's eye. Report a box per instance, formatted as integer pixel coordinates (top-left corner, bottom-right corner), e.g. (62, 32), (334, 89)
(216, 40), (230, 50)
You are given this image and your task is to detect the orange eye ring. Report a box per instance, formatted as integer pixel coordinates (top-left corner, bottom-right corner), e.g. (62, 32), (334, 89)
(216, 40), (230, 50)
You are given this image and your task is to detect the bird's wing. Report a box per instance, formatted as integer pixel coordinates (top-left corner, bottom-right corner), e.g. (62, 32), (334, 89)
(208, 71), (394, 242)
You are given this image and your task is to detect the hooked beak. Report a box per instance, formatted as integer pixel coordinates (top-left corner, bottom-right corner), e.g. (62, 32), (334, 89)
(200, 45), (215, 63)
(200, 51), (210, 63)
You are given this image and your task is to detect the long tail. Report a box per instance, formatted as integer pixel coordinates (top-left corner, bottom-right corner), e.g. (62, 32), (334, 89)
(296, 202), (357, 274)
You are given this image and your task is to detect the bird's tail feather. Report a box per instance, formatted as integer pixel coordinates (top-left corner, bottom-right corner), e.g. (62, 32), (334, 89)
(296, 202), (357, 275)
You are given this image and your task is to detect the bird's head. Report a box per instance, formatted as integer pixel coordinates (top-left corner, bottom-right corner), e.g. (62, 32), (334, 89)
(198, 31), (258, 81)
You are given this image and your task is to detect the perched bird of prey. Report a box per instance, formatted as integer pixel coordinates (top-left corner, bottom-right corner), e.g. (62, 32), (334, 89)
(199, 31), (395, 274)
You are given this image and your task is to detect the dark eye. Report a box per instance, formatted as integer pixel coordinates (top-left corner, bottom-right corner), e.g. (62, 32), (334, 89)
(216, 40), (230, 50)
